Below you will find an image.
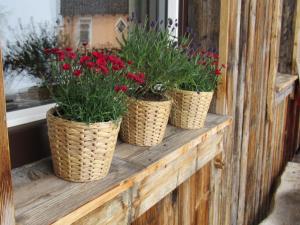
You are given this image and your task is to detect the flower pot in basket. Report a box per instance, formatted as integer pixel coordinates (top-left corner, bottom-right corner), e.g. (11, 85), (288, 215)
(47, 108), (121, 182)
(169, 89), (213, 129)
(120, 98), (172, 146)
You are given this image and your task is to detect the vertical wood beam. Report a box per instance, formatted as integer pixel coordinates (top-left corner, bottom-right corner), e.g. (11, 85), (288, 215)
(266, 0), (283, 122)
(0, 50), (15, 224)
(292, 0), (300, 74)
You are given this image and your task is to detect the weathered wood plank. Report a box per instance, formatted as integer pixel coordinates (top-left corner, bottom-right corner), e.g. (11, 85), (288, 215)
(275, 73), (298, 93)
(0, 49), (15, 225)
(12, 114), (231, 225)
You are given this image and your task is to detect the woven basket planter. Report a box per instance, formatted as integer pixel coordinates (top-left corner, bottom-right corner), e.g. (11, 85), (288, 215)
(169, 89), (213, 129)
(47, 108), (121, 182)
(120, 98), (172, 146)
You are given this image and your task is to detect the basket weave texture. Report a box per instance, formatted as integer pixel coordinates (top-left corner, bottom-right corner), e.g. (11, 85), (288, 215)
(120, 98), (172, 146)
(47, 108), (121, 182)
(169, 89), (213, 129)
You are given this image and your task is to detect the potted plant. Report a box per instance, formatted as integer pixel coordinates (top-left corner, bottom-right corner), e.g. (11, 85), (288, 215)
(45, 48), (141, 182)
(4, 22), (68, 100)
(118, 20), (190, 146)
(169, 49), (225, 129)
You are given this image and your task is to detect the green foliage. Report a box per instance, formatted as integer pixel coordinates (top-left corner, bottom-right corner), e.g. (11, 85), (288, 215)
(4, 21), (65, 85)
(177, 49), (225, 92)
(118, 20), (192, 99)
(47, 48), (142, 123)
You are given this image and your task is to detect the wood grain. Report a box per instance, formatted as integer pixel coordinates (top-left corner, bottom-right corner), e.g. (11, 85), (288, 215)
(0, 49), (15, 225)
(12, 114), (231, 225)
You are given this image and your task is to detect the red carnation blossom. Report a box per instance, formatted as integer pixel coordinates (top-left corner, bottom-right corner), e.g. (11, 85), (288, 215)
(222, 64), (227, 68)
(92, 51), (104, 58)
(65, 47), (73, 52)
(99, 65), (109, 75)
(86, 62), (95, 68)
(112, 64), (122, 71)
(215, 69), (222, 76)
(68, 52), (77, 60)
(213, 53), (219, 59)
(127, 60), (133, 65)
(114, 85), (128, 93)
(58, 54), (65, 61)
(73, 69), (82, 77)
(96, 57), (107, 66)
(62, 63), (71, 70)
(80, 56), (91, 64)
(120, 85), (128, 92)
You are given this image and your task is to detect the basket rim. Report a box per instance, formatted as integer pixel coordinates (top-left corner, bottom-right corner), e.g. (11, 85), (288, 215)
(128, 96), (172, 105)
(170, 88), (214, 95)
(47, 107), (122, 127)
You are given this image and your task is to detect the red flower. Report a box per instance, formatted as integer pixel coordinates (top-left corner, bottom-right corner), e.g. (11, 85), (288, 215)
(80, 56), (91, 64)
(62, 63), (71, 70)
(114, 85), (128, 93)
(99, 65), (109, 75)
(126, 72), (145, 84)
(65, 47), (73, 52)
(211, 61), (218, 66)
(68, 52), (77, 60)
(215, 69), (222, 76)
(127, 60), (133, 65)
(120, 85), (128, 92)
(112, 64), (122, 71)
(58, 54), (65, 61)
(73, 69), (82, 77)
(86, 62), (95, 68)
(222, 64), (226, 68)
(92, 51), (104, 58)
(213, 53), (219, 59)
(96, 57), (107, 66)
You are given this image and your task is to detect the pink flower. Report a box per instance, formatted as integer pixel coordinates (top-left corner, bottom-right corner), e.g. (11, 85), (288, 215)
(62, 63), (71, 70)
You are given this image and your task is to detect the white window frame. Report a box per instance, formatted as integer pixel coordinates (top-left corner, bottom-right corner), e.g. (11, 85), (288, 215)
(77, 17), (93, 46)
(168, 0), (179, 38)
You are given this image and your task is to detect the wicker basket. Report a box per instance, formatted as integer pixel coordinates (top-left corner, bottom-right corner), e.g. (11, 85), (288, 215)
(169, 89), (213, 129)
(47, 108), (121, 182)
(120, 98), (172, 146)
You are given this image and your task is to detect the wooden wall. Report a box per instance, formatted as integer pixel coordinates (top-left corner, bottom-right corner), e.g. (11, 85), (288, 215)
(0, 50), (15, 224)
(133, 0), (300, 225)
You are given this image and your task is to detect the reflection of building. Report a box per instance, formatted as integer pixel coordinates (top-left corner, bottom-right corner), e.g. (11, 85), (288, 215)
(60, 0), (128, 49)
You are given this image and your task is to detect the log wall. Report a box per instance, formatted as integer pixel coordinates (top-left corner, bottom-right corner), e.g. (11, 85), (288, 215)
(133, 0), (300, 225)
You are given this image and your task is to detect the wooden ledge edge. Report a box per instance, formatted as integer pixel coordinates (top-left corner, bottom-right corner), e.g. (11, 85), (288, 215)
(52, 116), (232, 224)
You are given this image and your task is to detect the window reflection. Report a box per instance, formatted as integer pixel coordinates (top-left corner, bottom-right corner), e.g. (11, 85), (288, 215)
(2, 0), (176, 112)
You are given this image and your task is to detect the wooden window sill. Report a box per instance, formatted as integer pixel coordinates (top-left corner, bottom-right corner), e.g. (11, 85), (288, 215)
(275, 73), (298, 105)
(12, 114), (232, 225)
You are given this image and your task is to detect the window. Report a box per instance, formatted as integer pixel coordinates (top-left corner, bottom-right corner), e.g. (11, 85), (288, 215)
(78, 18), (92, 45)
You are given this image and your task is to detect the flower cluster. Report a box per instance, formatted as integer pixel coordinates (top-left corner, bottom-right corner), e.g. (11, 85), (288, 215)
(45, 48), (143, 123)
(118, 19), (192, 100)
(177, 47), (226, 92)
